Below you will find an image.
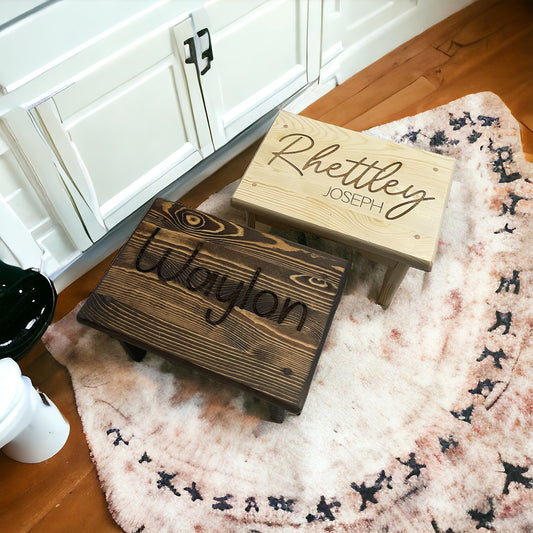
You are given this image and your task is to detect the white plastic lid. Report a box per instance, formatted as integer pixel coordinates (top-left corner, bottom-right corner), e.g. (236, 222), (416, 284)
(0, 358), (25, 424)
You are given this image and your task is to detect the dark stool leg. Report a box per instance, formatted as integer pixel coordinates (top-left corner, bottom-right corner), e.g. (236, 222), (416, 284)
(121, 342), (146, 362)
(269, 404), (286, 423)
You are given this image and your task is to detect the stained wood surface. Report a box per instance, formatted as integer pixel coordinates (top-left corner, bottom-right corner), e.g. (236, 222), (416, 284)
(2, 2), (531, 531)
(77, 199), (348, 414)
(232, 110), (455, 271)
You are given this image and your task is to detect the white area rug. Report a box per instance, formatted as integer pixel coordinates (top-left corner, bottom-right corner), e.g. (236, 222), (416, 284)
(43, 93), (533, 532)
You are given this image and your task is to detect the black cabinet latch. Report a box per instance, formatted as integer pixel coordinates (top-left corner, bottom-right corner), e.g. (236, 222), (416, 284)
(184, 28), (213, 76)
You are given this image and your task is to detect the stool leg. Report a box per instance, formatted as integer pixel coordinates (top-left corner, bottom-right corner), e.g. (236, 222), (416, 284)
(245, 211), (256, 228)
(121, 342), (146, 362)
(268, 404), (286, 423)
(377, 262), (409, 309)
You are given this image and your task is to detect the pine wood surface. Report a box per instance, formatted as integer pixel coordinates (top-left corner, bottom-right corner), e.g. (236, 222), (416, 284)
(232, 110), (456, 271)
(1, 1), (532, 530)
(77, 199), (347, 414)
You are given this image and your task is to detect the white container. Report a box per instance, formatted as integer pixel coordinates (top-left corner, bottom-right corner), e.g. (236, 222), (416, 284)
(0, 358), (69, 463)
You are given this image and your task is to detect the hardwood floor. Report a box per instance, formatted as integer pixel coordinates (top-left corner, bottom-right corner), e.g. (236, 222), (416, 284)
(1, 1), (532, 531)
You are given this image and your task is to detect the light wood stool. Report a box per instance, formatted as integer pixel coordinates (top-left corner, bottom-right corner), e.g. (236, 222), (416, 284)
(232, 111), (456, 308)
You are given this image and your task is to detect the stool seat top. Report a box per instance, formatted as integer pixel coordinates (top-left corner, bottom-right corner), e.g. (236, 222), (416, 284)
(232, 111), (456, 271)
(78, 199), (348, 415)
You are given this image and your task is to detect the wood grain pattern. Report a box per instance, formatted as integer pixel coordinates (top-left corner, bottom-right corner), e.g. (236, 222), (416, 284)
(232, 110), (456, 271)
(77, 199), (348, 414)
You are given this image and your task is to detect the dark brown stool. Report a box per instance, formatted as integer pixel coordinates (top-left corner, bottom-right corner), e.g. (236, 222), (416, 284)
(78, 199), (348, 422)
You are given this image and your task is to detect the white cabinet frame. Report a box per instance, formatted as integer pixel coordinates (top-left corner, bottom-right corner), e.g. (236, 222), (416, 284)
(191, 0), (311, 149)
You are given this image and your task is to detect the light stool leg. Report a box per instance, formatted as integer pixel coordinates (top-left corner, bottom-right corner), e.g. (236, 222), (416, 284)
(377, 262), (409, 308)
(245, 211), (256, 228)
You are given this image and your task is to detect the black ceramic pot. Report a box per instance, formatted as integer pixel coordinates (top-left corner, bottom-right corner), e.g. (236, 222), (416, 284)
(0, 260), (57, 361)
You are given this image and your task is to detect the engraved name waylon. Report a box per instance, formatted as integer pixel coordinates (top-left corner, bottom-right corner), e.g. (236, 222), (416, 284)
(267, 133), (436, 220)
(135, 227), (308, 330)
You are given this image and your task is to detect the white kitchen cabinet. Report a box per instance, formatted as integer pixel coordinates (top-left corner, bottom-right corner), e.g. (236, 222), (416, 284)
(0, 0), (307, 285)
(0, 124), (81, 274)
(27, 16), (213, 231)
(191, 0), (312, 149)
(0, 0), (476, 291)
(321, 0), (416, 70)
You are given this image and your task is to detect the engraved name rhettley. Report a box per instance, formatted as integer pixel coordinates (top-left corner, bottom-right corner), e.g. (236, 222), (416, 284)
(267, 133), (436, 220)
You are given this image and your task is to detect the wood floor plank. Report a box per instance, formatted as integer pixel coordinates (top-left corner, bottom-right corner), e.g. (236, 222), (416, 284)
(418, 28), (533, 158)
(0, 341), (115, 532)
(428, 20), (533, 89)
(0, 392), (97, 532)
(315, 46), (449, 127)
(342, 76), (439, 132)
(433, 0), (533, 56)
(30, 470), (120, 533)
(302, 0), (503, 121)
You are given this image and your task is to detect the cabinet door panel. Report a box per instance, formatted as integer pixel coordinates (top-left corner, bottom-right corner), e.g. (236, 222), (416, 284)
(322, 0), (417, 65)
(51, 28), (177, 121)
(32, 19), (213, 230)
(0, 196), (44, 269)
(195, 0), (309, 148)
(0, 126), (80, 274)
(59, 65), (196, 215)
(321, 0), (419, 83)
